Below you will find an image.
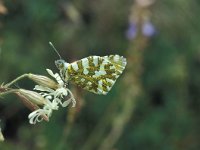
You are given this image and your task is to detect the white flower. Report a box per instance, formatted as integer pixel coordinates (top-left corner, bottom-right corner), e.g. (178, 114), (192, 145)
(28, 107), (52, 124)
(28, 69), (76, 124)
(46, 69), (64, 87)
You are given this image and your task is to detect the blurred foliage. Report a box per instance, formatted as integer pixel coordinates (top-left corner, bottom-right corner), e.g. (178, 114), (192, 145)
(0, 0), (200, 150)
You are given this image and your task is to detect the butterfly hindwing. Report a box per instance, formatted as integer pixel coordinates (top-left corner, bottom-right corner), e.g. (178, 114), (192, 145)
(65, 55), (127, 95)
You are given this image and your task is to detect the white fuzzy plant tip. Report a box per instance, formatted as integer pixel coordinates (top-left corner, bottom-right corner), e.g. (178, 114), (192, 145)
(0, 121), (4, 142)
(0, 129), (4, 142)
(28, 69), (76, 124)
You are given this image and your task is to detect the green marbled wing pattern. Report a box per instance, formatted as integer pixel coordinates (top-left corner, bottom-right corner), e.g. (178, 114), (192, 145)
(65, 55), (127, 95)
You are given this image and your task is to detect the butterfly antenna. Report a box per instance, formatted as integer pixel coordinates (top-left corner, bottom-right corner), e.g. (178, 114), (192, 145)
(49, 42), (62, 59)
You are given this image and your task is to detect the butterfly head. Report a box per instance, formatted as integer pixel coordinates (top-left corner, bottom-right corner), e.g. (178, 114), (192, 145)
(55, 59), (70, 81)
(55, 59), (65, 70)
(55, 59), (70, 70)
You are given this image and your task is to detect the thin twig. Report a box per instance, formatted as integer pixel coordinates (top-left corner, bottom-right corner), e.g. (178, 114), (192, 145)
(4, 74), (29, 88)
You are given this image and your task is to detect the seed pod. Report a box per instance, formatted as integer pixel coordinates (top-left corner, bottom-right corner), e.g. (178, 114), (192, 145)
(28, 74), (58, 89)
(17, 89), (47, 105)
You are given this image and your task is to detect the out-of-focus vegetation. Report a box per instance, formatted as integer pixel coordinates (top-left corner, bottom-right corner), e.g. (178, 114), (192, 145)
(0, 0), (200, 149)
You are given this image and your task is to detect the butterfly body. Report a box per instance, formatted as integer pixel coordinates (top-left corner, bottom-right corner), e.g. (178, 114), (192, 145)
(55, 55), (127, 95)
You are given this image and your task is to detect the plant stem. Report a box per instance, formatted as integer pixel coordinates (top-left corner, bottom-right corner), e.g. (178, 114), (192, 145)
(4, 74), (29, 88)
(0, 89), (19, 97)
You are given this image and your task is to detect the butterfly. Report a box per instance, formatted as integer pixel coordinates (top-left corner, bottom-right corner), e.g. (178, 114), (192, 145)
(55, 55), (127, 95)
(49, 42), (127, 95)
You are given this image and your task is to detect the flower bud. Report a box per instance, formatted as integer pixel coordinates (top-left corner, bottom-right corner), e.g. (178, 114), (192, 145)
(28, 74), (58, 89)
(17, 89), (47, 105)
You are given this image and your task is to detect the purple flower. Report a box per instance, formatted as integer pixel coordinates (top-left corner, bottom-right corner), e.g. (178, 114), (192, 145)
(126, 22), (137, 40)
(142, 21), (156, 37)
(126, 20), (156, 40)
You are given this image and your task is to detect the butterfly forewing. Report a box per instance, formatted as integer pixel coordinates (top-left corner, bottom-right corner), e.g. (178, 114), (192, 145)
(66, 55), (127, 95)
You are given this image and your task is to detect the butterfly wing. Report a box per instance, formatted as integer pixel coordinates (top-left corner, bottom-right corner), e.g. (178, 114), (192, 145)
(67, 55), (127, 95)
(102, 55), (127, 74)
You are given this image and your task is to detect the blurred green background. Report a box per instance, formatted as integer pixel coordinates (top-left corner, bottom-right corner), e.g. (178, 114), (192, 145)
(0, 0), (200, 150)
